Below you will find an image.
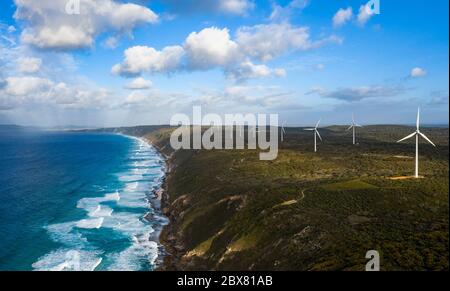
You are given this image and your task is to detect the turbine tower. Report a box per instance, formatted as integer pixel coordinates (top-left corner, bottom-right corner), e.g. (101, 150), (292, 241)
(281, 121), (286, 142)
(347, 113), (363, 145)
(397, 107), (436, 178)
(305, 119), (322, 152)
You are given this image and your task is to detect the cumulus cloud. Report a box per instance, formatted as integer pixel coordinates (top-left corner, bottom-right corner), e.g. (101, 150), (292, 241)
(219, 0), (254, 15)
(333, 7), (353, 27)
(113, 24), (341, 80)
(236, 23), (341, 62)
(185, 27), (239, 69)
(410, 67), (427, 78)
(0, 76), (109, 110)
(125, 77), (153, 90)
(17, 57), (42, 73)
(112, 45), (185, 75)
(4, 76), (52, 96)
(308, 85), (405, 101)
(14, 0), (158, 50)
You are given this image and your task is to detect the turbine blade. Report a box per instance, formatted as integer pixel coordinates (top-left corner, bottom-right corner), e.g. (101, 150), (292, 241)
(315, 119), (321, 129)
(397, 132), (417, 143)
(347, 125), (353, 131)
(419, 132), (436, 147)
(417, 107), (420, 130)
(304, 128), (315, 131)
(355, 124), (363, 127)
(316, 129), (323, 141)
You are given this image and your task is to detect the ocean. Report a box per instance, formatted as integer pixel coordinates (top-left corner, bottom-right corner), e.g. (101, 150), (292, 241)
(0, 131), (167, 271)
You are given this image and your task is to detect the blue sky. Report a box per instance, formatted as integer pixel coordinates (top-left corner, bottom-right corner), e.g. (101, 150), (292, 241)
(0, 0), (448, 127)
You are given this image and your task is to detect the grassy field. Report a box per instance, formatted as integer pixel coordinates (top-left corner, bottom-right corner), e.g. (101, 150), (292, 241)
(105, 125), (449, 271)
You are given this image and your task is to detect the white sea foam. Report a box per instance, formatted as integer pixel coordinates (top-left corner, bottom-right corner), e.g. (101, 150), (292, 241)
(36, 135), (165, 271)
(76, 217), (104, 229)
(124, 182), (139, 191)
(105, 241), (158, 271)
(77, 191), (120, 215)
(33, 249), (103, 271)
(105, 191), (121, 201)
(46, 222), (87, 246)
(90, 205), (113, 217)
(119, 174), (144, 182)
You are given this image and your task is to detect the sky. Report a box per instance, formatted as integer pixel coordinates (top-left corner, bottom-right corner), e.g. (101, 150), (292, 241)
(0, 0), (448, 127)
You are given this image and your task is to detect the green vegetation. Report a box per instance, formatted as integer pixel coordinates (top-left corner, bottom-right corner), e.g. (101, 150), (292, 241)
(322, 179), (378, 191)
(104, 125), (449, 271)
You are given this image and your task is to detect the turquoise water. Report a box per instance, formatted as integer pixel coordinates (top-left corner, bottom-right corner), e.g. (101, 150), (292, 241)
(0, 131), (167, 271)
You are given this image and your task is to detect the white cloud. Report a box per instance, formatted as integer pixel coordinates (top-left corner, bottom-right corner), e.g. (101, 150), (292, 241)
(270, 0), (310, 22)
(122, 90), (185, 109)
(1, 76), (109, 109)
(357, 4), (374, 26)
(125, 90), (149, 104)
(224, 84), (294, 107)
(274, 68), (287, 77)
(113, 24), (340, 79)
(228, 60), (286, 81)
(7, 26), (16, 33)
(112, 45), (185, 75)
(410, 67), (427, 78)
(125, 77), (153, 90)
(17, 57), (42, 73)
(185, 27), (239, 69)
(236, 23), (329, 62)
(4, 76), (52, 96)
(14, 0), (158, 50)
(308, 85), (406, 101)
(103, 36), (120, 49)
(333, 7), (353, 27)
(219, 0), (254, 15)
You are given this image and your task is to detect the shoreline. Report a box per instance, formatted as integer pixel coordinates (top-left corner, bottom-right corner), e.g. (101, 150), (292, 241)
(140, 136), (180, 271)
(123, 134), (173, 270)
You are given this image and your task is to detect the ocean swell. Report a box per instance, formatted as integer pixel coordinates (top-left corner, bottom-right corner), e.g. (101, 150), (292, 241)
(32, 136), (167, 271)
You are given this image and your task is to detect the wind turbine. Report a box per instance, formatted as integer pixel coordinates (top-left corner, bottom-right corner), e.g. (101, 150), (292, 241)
(397, 107), (436, 178)
(347, 113), (363, 145)
(305, 119), (322, 152)
(281, 121), (287, 142)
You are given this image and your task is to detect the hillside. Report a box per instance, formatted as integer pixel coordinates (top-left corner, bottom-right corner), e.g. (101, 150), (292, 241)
(109, 125), (449, 271)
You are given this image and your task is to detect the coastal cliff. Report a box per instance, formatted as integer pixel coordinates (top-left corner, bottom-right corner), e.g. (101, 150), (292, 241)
(140, 126), (449, 271)
(94, 125), (448, 270)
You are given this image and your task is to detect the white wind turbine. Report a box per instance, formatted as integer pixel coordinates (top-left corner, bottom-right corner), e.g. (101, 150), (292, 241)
(347, 113), (363, 145)
(397, 107), (436, 178)
(281, 121), (286, 142)
(305, 119), (322, 152)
